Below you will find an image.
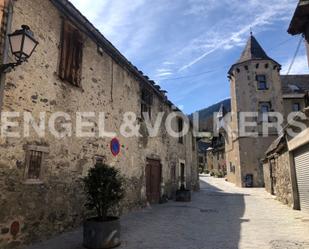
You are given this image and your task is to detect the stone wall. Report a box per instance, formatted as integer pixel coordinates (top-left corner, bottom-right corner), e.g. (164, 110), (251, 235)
(263, 149), (294, 207)
(0, 0), (198, 247)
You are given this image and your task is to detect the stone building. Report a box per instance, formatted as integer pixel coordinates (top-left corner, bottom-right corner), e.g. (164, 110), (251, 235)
(262, 0), (309, 214)
(224, 32), (309, 188)
(205, 134), (226, 177)
(197, 139), (210, 173)
(0, 0), (198, 247)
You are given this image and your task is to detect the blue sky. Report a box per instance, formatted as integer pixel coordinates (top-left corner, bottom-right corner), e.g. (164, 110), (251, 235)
(70, 0), (308, 114)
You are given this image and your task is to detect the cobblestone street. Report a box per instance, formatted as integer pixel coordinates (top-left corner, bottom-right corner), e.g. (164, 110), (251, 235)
(25, 176), (309, 249)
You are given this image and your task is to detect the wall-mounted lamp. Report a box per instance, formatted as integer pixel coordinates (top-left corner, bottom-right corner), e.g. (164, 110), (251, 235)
(0, 25), (39, 73)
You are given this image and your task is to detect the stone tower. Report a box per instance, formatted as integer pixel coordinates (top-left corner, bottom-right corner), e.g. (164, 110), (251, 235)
(225, 34), (284, 187)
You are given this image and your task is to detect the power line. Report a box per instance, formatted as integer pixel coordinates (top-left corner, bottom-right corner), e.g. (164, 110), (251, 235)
(286, 36), (303, 75)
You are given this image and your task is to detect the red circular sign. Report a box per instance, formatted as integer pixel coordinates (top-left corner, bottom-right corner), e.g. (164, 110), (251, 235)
(110, 138), (120, 156)
(10, 221), (20, 236)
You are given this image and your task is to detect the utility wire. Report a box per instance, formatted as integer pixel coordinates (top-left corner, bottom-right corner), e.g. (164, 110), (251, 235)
(286, 35), (303, 75)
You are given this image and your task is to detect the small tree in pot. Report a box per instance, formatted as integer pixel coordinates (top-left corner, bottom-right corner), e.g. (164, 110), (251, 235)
(83, 163), (124, 249)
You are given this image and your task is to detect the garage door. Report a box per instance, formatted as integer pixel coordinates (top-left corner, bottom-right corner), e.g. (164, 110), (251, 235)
(294, 144), (309, 213)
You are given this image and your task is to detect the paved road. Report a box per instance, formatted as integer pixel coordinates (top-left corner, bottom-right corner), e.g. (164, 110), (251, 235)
(25, 176), (309, 249)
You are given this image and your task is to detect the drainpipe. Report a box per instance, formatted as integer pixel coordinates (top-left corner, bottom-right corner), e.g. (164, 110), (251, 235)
(0, 0), (13, 113)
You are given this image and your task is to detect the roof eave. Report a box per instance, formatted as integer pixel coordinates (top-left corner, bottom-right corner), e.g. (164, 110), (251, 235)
(228, 59), (281, 75)
(50, 0), (170, 103)
(288, 1), (309, 35)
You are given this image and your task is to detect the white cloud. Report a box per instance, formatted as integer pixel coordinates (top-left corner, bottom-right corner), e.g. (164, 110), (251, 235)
(178, 0), (296, 71)
(281, 55), (309, 75)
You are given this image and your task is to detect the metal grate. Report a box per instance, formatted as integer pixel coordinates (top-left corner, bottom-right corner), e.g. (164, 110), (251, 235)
(27, 150), (43, 179)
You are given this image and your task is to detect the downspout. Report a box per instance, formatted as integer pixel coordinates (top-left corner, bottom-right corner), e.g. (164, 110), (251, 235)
(0, 0), (13, 113)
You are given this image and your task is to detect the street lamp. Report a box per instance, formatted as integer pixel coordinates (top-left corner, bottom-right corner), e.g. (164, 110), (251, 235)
(0, 25), (38, 73)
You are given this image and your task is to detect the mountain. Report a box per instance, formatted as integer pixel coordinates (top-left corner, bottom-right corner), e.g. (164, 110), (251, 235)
(190, 98), (231, 132)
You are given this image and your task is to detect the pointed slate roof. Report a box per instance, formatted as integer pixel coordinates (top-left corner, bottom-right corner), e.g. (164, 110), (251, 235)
(237, 35), (271, 63)
(228, 34), (280, 75)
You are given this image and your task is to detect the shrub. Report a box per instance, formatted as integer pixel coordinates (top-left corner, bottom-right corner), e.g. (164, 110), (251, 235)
(83, 163), (125, 220)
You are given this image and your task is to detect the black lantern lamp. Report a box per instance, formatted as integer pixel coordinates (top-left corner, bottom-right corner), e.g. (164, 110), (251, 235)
(0, 25), (38, 73)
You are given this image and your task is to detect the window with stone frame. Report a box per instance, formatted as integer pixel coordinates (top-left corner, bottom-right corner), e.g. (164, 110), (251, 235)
(259, 101), (271, 122)
(141, 88), (153, 120)
(256, 75), (268, 90)
(24, 145), (49, 182)
(292, 102), (301, 112)
(59, 20), (84, 87)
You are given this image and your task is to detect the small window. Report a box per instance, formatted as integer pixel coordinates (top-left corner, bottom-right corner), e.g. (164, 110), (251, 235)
(199, 156), (204, 163)
(259, 102), (271, 113)
(257, 75), (267, 90)
(259, 102), (271, 122)
(24, 145), (49, 182)
(178, 118), (184, 144)
(59, 20), (84, 87)
(141, 88), (153, 119)
(292, 103), (301, 112)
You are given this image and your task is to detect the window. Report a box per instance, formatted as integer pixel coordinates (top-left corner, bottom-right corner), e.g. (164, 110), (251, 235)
(259, 102), (271, 122)
(260, 102), (271, 113)
(59, 20), (83, 87)
(178, 118), (184, 144)
(256, 75), (267, 90)
(199, 156), (204, 164)
(292, 103), (301, 112)
(141, 88), (153, 119)
(24, 145), (49, 182)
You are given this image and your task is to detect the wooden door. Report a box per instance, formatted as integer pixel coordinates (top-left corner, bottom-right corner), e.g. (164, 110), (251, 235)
(146, 159), (162, 203)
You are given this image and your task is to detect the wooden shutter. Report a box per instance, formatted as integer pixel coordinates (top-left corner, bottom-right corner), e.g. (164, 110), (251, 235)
(59, 20), (83, 86)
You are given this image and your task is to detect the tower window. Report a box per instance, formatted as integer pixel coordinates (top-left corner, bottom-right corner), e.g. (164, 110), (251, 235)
(259, 102), (271, 113)
(259, 102), (271, 122)
(292, 103), (301, 112)
(256, 75), (268, 90)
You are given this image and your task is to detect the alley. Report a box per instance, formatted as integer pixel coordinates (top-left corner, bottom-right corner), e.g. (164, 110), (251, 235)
(25, 176), (309, 249)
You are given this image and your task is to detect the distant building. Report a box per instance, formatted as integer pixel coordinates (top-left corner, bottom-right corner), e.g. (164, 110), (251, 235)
(197, 140), (211, 173)
(225, 33), (309, 188)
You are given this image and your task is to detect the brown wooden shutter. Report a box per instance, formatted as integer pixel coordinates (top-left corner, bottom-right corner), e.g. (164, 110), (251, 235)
(59, 20), (83, 87)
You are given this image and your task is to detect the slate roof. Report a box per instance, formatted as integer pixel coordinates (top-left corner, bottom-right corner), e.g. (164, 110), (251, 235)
(228, 35), (280, 74)
(281, 75), (309, 95)
(238, 35), (272, 63)
(265, 133), (286, 156)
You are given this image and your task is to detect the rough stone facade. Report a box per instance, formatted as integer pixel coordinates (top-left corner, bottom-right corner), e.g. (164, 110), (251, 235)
(263, 148), (294, 207)
(0, 0), (199, 248)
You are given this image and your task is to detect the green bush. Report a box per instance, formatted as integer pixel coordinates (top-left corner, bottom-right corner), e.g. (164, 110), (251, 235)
(83, 163), (125, 220)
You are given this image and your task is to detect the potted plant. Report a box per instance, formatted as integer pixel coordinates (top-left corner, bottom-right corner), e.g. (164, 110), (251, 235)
(83, 163), (124, 249)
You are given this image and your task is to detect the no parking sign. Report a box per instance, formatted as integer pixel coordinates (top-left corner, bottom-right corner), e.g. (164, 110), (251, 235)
(110, 138), (120, 156)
